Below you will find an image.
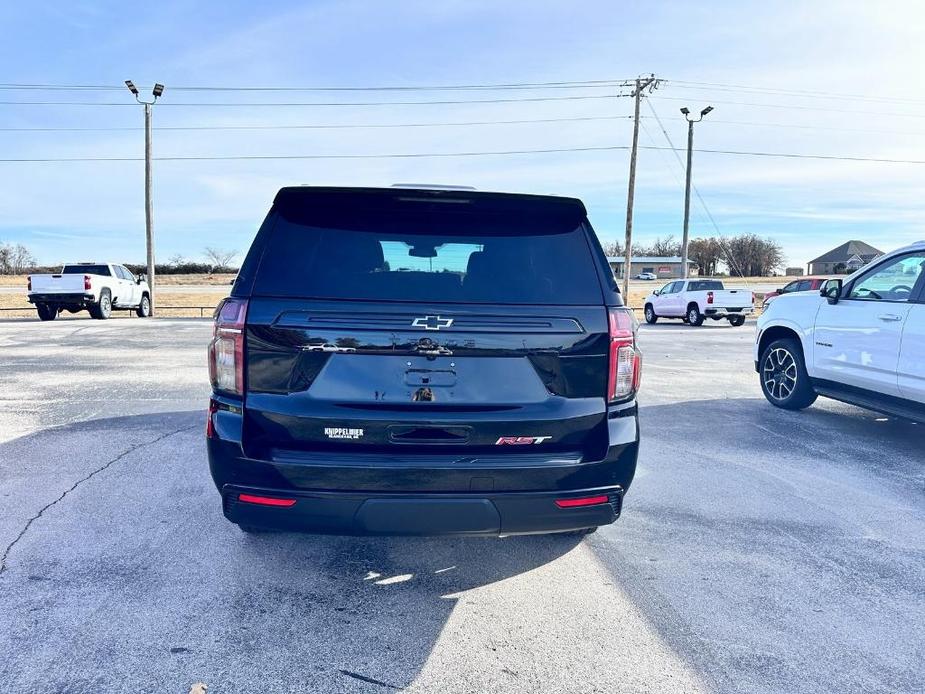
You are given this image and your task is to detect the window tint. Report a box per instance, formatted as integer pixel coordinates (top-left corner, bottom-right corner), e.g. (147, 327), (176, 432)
(849, 254), (925, 302)
(687, 280), (724, 291)
(782, 281), (798, 293)
(795, 280), (812, 291)
(253, 214), (603, 305)
(63, 264), (110, 276)
(657, 283), (674, 294)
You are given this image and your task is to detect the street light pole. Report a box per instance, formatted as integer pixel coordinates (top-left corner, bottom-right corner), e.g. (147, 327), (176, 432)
(680, 105), (712, 278)
(125, 80), (164, 315)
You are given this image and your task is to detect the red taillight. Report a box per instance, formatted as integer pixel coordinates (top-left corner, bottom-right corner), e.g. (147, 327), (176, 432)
(607, 308), (642, 402)
(84, 275), (91, 291)
(209, 297), (248, 396)
(206, 398), (218, 439)
(706, 291), (714, 304)
(238, 493), (297, 507)
(555, 495), (609, 508)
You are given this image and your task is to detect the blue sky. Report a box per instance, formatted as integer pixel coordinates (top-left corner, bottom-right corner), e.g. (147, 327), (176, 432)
(1, 0), (924, 268)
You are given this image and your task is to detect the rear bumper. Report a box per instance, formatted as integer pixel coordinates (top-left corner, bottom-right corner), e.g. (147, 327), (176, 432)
(207, 396), (639, 536)
(222, 484), (622, 536)
(27, 292), (94, 305)
(704, 307), (753, 317)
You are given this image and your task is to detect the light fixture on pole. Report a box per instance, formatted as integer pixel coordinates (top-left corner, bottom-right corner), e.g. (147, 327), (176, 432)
(679, 105), (712, 278)
(125, 80), (164, 315)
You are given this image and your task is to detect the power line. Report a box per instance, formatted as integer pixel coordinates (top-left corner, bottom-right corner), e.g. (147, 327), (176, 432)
(0, 115), (633, 133)
(0, 145), (632, 162)
(0, 78), (636, 93)
(2, 115), (919, 137)
(0, 93), (630, 107)
(687, 118), (925, 136)
(651, 94), (925, 119)
(665, 79), (925, 106)
(642, 146), (925, 165)
(2, 144), (925, 165)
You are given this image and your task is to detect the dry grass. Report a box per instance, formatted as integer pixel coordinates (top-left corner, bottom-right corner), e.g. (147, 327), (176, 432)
(0, 273), (236, 288)
(2, 272), (777, 321)
(0, 288), (224, 320)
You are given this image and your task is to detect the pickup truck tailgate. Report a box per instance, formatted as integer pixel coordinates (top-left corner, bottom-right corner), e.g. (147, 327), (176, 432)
(29, 274), (87, 294)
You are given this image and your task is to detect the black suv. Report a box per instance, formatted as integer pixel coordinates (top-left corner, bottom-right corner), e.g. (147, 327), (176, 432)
(207, 186), (641, 536)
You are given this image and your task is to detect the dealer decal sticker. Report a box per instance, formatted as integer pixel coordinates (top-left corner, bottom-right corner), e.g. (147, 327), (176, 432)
(324, 427), (365, 440)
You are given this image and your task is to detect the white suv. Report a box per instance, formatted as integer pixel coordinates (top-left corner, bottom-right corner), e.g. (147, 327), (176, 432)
(755, 241), (925, 420)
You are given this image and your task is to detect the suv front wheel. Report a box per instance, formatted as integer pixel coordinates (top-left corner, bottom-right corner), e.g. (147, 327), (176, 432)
(759, 338), (817, 410)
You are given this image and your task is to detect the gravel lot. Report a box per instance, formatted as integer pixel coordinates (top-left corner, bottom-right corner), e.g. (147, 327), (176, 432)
(0, 317), (922, 693)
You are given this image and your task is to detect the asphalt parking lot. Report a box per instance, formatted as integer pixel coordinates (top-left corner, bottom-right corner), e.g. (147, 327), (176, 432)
(0, 318), (922, 693)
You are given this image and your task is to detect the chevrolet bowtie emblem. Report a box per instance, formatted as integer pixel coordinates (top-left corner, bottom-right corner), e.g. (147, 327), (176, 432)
(411, 315), (454, 330)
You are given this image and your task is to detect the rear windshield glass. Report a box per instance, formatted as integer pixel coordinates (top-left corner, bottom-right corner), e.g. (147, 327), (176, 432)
(62, 265), (110, 276)
(687, 280), (724, 291)
(253, 210), (603, 304)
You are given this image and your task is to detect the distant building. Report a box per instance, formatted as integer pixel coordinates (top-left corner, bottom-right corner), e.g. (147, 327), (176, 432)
(607, 256), (698, 279)
(808, 241), (883, 275)
(785, 267), (805, 277)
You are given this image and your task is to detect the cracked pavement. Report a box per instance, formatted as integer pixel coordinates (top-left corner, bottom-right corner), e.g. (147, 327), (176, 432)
(0, 318), (923, 693)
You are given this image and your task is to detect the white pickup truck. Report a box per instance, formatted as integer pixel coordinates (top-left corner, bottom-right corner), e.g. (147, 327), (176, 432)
(27, 263), (151, 321)
(643, 279), (754, 327)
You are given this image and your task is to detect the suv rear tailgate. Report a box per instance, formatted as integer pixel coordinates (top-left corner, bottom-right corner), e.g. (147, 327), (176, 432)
(243, 298), (610, 463)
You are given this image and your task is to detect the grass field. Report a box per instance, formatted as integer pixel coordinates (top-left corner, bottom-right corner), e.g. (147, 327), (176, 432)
(1, 273), (776, 320)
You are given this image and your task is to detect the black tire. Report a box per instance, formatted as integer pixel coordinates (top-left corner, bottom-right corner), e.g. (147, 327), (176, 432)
(36, 303), (58, 321)
(90, 290), (112, 320)
(136, 293), (151, 318)
(644, 304), (658, 324)
(728, 315), (746, 327)
(686, 304), (704, 327)
(759, 338), (817, 410)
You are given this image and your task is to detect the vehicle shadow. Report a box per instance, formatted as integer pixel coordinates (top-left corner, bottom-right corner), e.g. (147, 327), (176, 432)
(0, 411), (581, 692)
(637, 319), (757, 331)
(591, 397), (924, 694)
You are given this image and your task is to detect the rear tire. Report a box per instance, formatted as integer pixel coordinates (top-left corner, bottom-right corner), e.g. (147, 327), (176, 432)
(136, 293), (151, 318)
(644, 304), (658, 324)
(36, 303), (58, 321)
(728, 315), (746, 327)
(759, 338), (817, 410)
(686, 304), (704, 327)
(90, 290), (112, 320)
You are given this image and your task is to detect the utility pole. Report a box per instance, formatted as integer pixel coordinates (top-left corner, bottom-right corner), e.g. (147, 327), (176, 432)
(680, 105), (713, 278)
(125, 80), (164, 314)
(623, 75), (656, 298)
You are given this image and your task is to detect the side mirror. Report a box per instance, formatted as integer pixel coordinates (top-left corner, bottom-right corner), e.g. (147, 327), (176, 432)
(652, 290), (660, 296)
(821, 279), (842, 304)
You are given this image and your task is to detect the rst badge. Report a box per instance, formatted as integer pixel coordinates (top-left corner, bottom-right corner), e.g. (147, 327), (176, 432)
(495, 436), (552, 445)
(324, 427), (364, 440)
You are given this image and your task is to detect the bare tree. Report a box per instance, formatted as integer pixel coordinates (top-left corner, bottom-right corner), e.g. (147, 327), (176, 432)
(632, 236), (682, 257)
(203, 247), (238, 271)
(688, 237), (723, 277)
(601, 239), (624, 257)
(0, 242), (36, 274)
(168, 253), (187, 267)
(723, 234), (784, 277)
(650, 235), (682, 257)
